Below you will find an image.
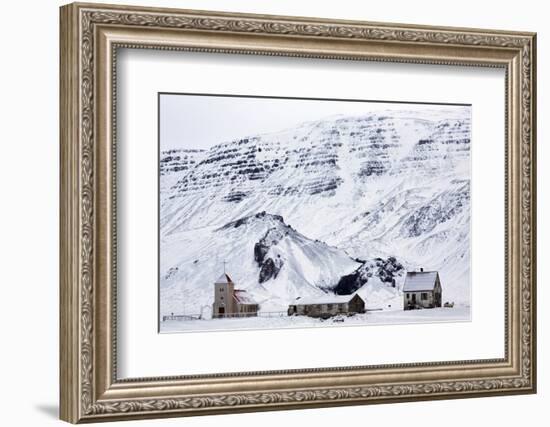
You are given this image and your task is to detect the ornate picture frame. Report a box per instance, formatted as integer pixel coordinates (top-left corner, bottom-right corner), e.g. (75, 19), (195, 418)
(60, 2), (536, 423)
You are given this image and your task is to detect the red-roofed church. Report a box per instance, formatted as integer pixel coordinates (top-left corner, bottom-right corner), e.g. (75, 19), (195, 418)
(212, 272), (259, 318)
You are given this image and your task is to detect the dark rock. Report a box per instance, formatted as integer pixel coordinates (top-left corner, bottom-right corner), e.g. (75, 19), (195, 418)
(334, 271), (364, 295)
(223, 191), (248, 203)
(259, 257), (283, 283)
(333, 256), (404, 295)
(254, 241), (269, 265)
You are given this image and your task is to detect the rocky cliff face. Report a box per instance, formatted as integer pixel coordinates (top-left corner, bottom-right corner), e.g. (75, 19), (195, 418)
(333, 257), (405, 295)
(159, 107), (471, 315)
(159, 149), (206, 202)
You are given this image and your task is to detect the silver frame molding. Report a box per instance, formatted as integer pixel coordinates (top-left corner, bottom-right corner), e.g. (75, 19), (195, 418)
(60, 2), (536, 423)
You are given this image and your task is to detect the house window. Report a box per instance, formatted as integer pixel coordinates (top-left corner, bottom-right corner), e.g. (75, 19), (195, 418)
(421, 293), (428, 300)
(327, 304), (333, 310)
(406, 293), (410, 298)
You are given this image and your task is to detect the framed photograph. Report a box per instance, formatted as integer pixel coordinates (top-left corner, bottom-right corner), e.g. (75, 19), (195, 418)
(60, 2), (537, 423)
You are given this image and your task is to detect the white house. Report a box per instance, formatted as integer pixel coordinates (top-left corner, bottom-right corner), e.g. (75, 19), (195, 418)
(403, 269), (442, 310)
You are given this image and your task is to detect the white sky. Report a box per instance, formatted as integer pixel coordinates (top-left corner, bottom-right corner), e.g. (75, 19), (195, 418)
(159, 93), (469, 151)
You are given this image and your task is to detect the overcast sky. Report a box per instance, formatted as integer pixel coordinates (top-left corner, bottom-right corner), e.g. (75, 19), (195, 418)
(159, 93), (469, 151)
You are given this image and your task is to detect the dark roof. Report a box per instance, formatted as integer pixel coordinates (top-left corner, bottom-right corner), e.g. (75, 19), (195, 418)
(215, 273), (234, 284)
(233, 289), (257, 305)
(403, 271), (439, 292)
(293, 293), (363, 306)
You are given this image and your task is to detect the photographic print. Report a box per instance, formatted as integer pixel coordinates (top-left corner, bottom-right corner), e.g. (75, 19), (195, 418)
(159, 93), (471, 333)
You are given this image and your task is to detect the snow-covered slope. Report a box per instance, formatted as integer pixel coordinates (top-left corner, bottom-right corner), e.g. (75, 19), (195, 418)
(160, 107), (471, 315)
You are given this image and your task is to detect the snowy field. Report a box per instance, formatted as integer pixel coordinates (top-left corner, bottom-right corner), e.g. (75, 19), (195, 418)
(160, 306), (470, 333)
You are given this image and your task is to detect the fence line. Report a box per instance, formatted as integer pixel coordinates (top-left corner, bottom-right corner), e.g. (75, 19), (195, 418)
(162, 314), (201, 321)
(258, 311), (287, 318)
(163, 310), (288, 321)
(163, 309), (380, 322)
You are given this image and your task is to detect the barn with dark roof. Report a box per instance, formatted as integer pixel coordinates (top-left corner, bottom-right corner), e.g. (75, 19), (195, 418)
(403, 269), (442, 310)
(287, 293), (365, 319)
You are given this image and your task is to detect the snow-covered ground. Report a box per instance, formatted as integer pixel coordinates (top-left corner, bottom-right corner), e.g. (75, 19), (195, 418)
(160, 306), (471, 333)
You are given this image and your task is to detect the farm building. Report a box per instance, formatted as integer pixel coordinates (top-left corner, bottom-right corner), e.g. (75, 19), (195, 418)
(288, 294), (365, 319)
(403, 269), (442, 310)
(212, 273), (259, 318)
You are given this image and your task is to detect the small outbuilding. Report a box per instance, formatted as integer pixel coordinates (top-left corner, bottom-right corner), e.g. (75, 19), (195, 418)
(288, 293), (365, 319)
(403, 269), (442, 310)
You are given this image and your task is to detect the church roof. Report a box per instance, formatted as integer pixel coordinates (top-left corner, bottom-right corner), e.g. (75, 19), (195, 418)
(233, 289), (257, 305)
(403, 271), (439, 292)
(215, 273), (234, 284)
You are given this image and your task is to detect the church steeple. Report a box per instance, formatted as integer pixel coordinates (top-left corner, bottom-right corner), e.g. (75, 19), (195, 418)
(213, 264), (235, 318)
(215, 273), (233, 284)
(215, 261), (233, 284)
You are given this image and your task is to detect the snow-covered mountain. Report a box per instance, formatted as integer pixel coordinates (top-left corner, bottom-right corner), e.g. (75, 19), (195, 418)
(160, 107), (471, 317)
(161, 212), (362, 315)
